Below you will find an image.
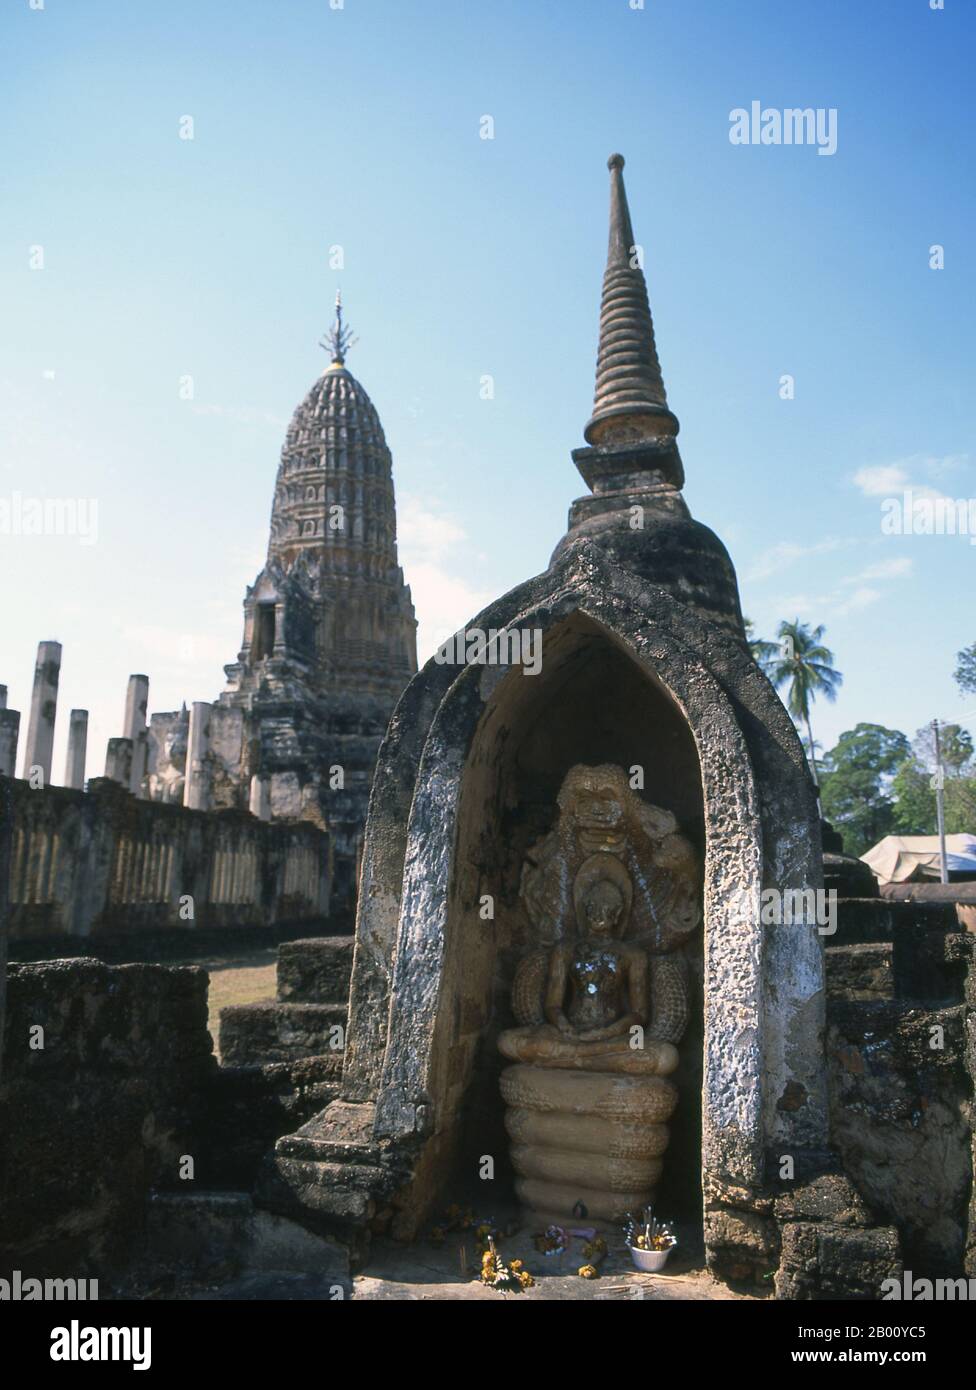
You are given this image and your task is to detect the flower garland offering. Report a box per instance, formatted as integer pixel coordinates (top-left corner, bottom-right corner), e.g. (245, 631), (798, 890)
(533, 1224), (569, 1256)
(581, 1234), (608, 1266)
(480, 1237), (534, 1293)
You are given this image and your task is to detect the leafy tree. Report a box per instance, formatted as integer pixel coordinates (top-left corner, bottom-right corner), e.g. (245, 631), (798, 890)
(954, 642), (976, 697)
(914, 722), (974, 775)
(820, 724), (911, 856)
(764, 620), (843, 789)
(892, 723), (976, 835)
(947, 773), (976, 831)
(890, 758), (936, 836)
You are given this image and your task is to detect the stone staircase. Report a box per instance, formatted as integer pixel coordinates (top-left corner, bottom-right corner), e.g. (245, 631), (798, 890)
(257, 1098), (410, 1265)
(219, 936), (354, 1066)
(193, 936), (354, 1187)
(130, 937), (360, 1295)
(206, 936), (411, 1265)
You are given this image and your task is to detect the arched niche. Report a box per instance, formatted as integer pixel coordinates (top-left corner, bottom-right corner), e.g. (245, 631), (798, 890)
(372, 598), (767, 1233)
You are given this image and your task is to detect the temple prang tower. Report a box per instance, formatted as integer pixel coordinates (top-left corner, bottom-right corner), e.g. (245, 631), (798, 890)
(205, 295), (417, 902)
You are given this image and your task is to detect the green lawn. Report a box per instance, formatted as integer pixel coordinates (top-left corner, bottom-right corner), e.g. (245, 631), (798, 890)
(171, 948), (278, 1060)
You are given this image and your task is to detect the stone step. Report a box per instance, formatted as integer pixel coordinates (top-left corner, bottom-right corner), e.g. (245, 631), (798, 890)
(834, 896), (960, 945)
(200, 1057), (343, 1188)
(825, 942), (894, 1000)
(143, 1189), (350, 1293)
(273, 1100), (381, 1163)
(827, 931), (971, 1005)
(276, 935), (354, 1005)
(219, 1001), (347, 1067)
(259, 1102), (396, 1265)
(823, 852), (879, 899)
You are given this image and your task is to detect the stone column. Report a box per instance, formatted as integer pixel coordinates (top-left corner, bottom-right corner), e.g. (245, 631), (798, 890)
(64, 709), (89, 790)
(122, 674), (149, 796)
(21, 640), (61, 785)
(183, 702), (212, 811)
(272, 602), (287, 657)
(249, 773), (271, 821)
(0, 708), (20, 778)
(104, 737), (134, 788)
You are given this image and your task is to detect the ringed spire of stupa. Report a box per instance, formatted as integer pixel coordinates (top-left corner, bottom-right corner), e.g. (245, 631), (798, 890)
(551, 152), (742, 639)
(584, 153), (679, 450)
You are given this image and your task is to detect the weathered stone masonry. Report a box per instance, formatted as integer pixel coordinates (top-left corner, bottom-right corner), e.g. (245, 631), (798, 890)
(3, 775), (329, 943)
(0, 959), (214, 1277)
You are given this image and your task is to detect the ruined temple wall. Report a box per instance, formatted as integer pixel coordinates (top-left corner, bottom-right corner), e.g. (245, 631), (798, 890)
(827, 996), (972, 1276)
(0, 959), (215, 1277)
(824, 910), (975, 1277)
(2, 776), (331, 941)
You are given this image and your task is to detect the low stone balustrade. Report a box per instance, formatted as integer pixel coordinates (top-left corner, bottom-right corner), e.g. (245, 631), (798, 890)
(1, 775), (331, 941)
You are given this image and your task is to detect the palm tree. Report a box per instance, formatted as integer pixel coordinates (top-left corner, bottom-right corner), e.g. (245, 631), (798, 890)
(800, 733), (826, 784)
(743, 617), (779, 675)
(765, 620), (843, 790)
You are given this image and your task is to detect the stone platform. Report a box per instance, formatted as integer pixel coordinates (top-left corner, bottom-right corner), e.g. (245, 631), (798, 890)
(217, 936), (352, 1066)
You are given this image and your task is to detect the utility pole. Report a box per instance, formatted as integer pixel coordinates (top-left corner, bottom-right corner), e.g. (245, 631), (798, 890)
(931, 718), (949, 885)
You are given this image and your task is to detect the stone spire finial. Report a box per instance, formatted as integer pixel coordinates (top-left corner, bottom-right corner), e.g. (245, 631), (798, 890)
(584, 153), (679, 448)
(321, 290), (357, 369)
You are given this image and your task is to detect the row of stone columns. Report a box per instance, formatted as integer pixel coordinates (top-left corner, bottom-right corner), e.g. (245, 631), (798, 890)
(3, 645), (272, 822)
(0, 641), (132, 794)
(0, 642), (87, 789)
(1, 645), (91, 789)
(103, 674), (150, 795)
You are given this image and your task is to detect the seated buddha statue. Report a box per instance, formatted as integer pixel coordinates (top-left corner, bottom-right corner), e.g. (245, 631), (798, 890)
(498, 854), (683, 1077)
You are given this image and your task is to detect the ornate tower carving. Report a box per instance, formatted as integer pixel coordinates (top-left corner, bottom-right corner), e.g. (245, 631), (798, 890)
(217, 298), (418, 901)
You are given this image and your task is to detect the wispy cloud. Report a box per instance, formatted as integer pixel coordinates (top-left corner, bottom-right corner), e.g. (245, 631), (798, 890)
(398, 495), (494, 662)
(832, 585), (882, 617)
(398, 495), (470, 563)
(771, 554), (912, 625)
(745, 536), (849, 583)
(852, 464), (910, 496)
(852, 454), (971, 501)
(844, 557), (913, 583)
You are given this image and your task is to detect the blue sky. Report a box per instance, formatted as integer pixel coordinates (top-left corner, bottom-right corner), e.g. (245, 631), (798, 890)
(1, 0), (973, 783)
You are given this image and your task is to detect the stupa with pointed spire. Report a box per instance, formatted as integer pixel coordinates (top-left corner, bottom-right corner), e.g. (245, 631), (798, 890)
(552, 153), (744, 638)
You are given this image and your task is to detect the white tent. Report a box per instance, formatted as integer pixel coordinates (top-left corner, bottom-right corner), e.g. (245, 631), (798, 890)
(861, 833), (976, 883)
